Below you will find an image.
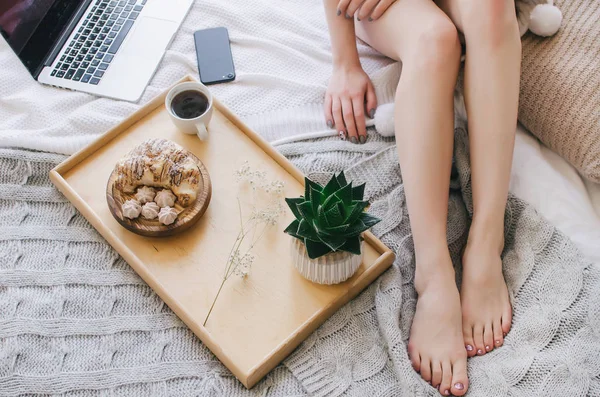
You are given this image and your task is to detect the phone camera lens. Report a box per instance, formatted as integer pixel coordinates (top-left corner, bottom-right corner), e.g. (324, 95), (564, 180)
(227, 73), (234, 78)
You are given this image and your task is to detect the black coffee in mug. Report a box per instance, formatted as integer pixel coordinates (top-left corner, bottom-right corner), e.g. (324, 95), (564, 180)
(171, 90), (209, 119)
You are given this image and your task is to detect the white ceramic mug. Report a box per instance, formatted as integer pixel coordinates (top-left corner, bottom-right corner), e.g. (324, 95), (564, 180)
(165, 81), (213, 141)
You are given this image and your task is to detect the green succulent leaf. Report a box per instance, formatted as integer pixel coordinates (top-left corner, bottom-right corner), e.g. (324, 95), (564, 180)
(351, 183), (366, 201)
(304, 178), (323, 200)
(297, 219), (319, 240)
(360, 212), (382, 229)
(345, 201), (369, 224)
(342, 219), (369, 237)
(324, 204), (344, 227)
(309, 186), (324, 214)
(322, 193), (341, 212)
(326, 224), (350, 234)
(305, 239), (333, 259)
(322, 174), (342, 198)
(316, 204), (329, 229)
(297, 201), (315, 223)
(339, 235), (362, 255)
(284, 219), (302, 239)
(335, 171), (348, 187)
(285, 198), (304, 220)
(318, 234), (347, 251)
(333, 182), (353, 207)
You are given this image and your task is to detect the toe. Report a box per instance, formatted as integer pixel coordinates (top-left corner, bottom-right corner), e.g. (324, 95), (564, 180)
(431, 361), (443, 389)
(473, 324), (485, 355)
(410, 353), (421, 372)
(450, 357), (469, 396)
(502, 306), (513, 336)
(439, 360), (453, 396)
(420, 357), (432, 384)
(463, 325), (477, 357)
(493, 319), (504, 347)
(483, 323), (494, 353)
(408, 345), (421, 372)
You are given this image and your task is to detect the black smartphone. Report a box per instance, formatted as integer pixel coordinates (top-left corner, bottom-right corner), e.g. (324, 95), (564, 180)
(194, 27), (235, 85)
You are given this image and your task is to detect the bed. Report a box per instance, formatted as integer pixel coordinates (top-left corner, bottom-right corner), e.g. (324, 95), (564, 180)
(1, 0), (599, 395)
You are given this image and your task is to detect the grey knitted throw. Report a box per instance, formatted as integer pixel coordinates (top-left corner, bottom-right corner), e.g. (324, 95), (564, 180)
(1, 117), (599, 396)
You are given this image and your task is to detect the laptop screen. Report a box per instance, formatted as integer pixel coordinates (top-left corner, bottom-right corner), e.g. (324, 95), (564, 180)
(0, 0), (86, 77)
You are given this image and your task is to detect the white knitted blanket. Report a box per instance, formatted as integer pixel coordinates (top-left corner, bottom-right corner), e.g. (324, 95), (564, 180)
(2, 115), (600, 396)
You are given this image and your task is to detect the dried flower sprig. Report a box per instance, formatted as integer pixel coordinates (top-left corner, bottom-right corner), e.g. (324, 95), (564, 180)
(203, 162), (284, 326)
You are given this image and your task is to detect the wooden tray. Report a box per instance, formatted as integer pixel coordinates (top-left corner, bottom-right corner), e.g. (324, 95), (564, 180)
(49, 75), (395, 388)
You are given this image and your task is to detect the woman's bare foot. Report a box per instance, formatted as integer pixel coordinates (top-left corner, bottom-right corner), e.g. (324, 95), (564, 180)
(461, 234), (512, 357)
(409, 253), (469, 396)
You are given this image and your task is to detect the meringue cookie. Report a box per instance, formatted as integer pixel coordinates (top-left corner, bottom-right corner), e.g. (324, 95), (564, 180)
(122, 199), (142, 219)
(158, 206), (178, 225)
(135, 186), (156, 204)
(155, 189), (176, 208)
(141, 201), (160, 220)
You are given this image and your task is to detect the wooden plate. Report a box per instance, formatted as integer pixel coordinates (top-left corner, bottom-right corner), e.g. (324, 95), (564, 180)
(106, 151), (212, 237)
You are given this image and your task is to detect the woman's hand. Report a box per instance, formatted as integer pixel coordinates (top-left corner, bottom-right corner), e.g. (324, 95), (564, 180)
(325, 63), (377, 144)
(337, 0), (396, 21)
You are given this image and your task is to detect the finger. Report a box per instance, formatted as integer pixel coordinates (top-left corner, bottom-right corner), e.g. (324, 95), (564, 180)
(341, 98), (358, 143)
(347, 0), (365, 19)
(332, 97), (346, 141)
(365, 80), (377, 119)
(337, 0), (352, 18)
(357, 0), (377, 20)
(370, 0), (395, 20)
(324, 94), (334, 129)
(352, 95), (367, 143)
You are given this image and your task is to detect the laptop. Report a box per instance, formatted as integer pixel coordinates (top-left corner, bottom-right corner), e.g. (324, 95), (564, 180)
(0, 0), (193, 102)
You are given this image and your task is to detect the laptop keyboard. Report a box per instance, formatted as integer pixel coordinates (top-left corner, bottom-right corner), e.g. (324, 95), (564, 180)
(50, 0), (147, 85)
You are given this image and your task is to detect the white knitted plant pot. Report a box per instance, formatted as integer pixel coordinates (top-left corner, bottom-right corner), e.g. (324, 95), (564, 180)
(291, 238), (363, 285)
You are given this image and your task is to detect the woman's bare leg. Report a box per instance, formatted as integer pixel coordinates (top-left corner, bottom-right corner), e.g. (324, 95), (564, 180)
(436, 0), (521, 356)
(356, 1), (467, 395)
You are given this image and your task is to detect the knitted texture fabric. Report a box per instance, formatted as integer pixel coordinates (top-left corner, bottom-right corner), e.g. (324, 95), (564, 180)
(519, 0), (600, 182)
(0, 0), (542, 155)
(2, 114), (600, 396)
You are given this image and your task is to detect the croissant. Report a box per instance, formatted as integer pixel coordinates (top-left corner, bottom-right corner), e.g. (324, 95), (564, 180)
(114, 139), (201, 207)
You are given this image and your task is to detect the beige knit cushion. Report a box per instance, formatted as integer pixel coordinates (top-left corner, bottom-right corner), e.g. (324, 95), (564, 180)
(519, 0), (600, 182)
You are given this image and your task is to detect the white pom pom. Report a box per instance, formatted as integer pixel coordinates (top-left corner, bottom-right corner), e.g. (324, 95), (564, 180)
(374, 103), (395, 137)
(529, 4), (562, 37)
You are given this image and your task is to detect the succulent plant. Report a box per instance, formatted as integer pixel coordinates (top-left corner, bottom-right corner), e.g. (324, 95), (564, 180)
(284, 172), (381, 259)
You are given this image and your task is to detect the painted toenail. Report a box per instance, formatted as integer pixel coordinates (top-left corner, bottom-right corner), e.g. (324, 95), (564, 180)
(477, 349), (483, 354)
(503, 332), (507, 337)
(444, 390), (450, 396)
(485, 345), (491, 350)
(495, 340), (501, 345)
(454, 382), (465, 390)
(466, 344), (473, 351)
